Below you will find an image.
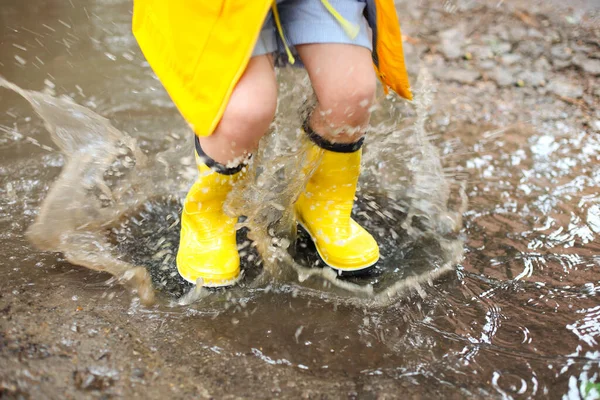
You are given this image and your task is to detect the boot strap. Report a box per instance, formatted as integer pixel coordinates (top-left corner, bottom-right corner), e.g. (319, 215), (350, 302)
(302, 120), (364, 153)
(195, 134), (247, 175)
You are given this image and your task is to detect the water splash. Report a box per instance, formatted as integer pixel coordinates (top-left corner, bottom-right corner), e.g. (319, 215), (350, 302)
(0, 75), (159, 305)
(0, 68), (465, 308)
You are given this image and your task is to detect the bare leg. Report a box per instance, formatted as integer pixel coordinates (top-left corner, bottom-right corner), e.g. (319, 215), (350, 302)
(296, 44), (376, 143)
(293, 43), (380, 272)
(177, 55), (277, 286)
(199, 55), (277, 165)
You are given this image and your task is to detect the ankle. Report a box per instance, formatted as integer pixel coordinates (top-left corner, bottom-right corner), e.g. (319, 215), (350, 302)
(195, 135), (250, 175)
(302, 120), (364, 153)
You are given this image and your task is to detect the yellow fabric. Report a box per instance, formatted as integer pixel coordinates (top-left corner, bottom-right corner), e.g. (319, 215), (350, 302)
(320, 0), (360, 39)
(295, 143), (379, 271)
(132, 0), (272, 137)
(176, 162), (243, 286)
(132, 0), (412, 137)
(372, 0), (412, 99)
(272, 2), (296, 64)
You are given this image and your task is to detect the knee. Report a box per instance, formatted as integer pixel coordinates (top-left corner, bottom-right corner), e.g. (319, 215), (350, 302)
(215, 81), (277, 147)
(316, 74), (376, 128)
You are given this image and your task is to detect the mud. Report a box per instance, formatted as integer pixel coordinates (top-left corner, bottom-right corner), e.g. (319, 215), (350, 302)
(1, 0), (600, 398)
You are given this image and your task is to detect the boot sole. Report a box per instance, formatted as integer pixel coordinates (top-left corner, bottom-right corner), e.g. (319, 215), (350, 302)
(296, 220), (379, 274)
(177, 265), (242, 287)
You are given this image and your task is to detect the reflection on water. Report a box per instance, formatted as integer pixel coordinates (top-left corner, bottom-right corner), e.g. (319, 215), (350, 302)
(1, 0), (599, 398)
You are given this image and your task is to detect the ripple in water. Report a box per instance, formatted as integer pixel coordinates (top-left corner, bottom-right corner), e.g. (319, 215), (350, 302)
(3, 55), (599, 395)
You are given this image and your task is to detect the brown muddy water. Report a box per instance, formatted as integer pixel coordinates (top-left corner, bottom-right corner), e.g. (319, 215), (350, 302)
(1, 0), (600, 399)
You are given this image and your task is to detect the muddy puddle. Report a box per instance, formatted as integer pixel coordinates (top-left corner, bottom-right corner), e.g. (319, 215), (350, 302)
(1, 0), (600, 398)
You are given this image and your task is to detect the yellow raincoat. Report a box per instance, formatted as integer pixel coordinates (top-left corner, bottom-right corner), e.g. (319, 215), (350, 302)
(132, 0), (412, 137)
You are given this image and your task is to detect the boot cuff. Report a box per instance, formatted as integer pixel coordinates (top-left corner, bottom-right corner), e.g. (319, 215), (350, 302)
(302, 120), (364, 153)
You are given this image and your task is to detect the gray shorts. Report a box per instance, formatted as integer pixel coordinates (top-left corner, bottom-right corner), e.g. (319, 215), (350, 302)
(252, 0), (372, 60)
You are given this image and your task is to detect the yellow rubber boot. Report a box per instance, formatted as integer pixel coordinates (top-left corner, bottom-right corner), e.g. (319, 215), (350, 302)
(176, 162), (243, 286)
(295, 141), (379, 272)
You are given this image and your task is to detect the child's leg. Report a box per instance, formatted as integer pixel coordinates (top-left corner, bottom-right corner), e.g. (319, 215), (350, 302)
(177, 55), (276, 286)
(294, 43), (379, 272)
(199, 54), (277, 165)
(296, 43), (376, 143)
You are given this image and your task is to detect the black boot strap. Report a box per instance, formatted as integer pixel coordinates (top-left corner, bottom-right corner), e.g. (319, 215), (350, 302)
(302, 120), (364, 153)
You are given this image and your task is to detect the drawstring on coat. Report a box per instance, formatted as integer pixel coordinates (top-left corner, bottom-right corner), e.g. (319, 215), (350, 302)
(271, 0), (360, 65)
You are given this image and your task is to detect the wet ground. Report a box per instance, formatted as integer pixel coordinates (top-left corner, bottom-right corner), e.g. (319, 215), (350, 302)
(1, 0), (600, 398)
